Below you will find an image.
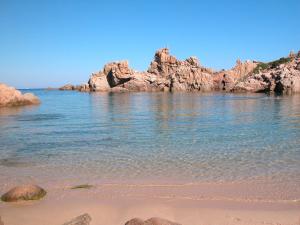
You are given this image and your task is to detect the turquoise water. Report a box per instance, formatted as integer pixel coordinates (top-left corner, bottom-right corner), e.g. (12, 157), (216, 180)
(0, 90), (299, 186)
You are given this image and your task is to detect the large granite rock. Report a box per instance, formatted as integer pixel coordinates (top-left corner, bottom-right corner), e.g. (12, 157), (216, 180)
(104, 61), (134, 87)
(233, 54), (300, 94)
(1, 184), (46, 202)
(88, 72), (110, 91)
(213, 59), (257, 91)
(148, 48), (215, 92)
(0, 84), (40, 107)
(125, 217), (181, 225)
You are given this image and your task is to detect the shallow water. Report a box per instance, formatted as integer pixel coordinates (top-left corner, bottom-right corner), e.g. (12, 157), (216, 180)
(0, 90), (299, 198)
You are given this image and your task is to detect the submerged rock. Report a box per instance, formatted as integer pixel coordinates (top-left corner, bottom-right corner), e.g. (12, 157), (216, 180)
(1, 184), (46, 202)
(62, 214), (91, 225)
(125, 217), (181, 225)
(0, 83), (40, 107)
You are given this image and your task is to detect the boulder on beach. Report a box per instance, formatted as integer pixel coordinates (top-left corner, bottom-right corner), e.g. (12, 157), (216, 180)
(1, 184), (47, 202)
(0, 83), (40, 107)
(125, 217), (181, 225)
(125, 218), (145, 225)
(62, 213), (92, 225)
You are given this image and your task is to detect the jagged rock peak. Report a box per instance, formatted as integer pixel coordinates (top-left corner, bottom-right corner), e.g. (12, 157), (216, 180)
(154, 48), (177, 64)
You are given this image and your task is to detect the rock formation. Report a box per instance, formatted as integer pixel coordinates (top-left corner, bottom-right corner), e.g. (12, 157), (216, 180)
(213, 59), (258, 91)
(233, 52), (300, 94)
(60, 49), (300, 94)
(86, 48), (216, 92)
(1, 184), (46, 202)
(0, 83), (40, 107)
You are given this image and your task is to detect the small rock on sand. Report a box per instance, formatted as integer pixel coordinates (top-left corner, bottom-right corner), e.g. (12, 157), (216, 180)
(125, 217), (181, 225)
(1, 184), (47, 202)
(62, 214), (92, 225)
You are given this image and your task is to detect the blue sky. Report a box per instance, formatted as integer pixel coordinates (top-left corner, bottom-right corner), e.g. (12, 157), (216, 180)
(0, 0), (299, 88)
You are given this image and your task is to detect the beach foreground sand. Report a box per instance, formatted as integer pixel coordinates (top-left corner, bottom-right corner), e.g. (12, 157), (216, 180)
(0, 182), (299, 225)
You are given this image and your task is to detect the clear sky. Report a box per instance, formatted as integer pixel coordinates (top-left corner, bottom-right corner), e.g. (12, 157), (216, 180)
(0, 0), (299, 88)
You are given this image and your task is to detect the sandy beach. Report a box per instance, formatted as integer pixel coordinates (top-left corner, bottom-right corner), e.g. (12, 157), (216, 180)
(1, 180), (299, 225)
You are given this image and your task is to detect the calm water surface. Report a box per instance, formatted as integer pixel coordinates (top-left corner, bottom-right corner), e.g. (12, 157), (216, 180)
(0, 90), (299, 189)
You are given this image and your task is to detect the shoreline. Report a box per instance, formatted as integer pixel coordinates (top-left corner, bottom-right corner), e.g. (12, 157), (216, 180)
(1, 186), (299, 225)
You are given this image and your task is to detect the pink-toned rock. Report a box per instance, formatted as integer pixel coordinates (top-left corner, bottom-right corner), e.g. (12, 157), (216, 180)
(0, 84), (40, 107)
(104, 61), (134, 87)
(234, 55), (300, 94)
(88, 72), (110, 91)
(125, 217), (181, 225)
(214, 59), (257, 91)
(125, 218), (145, 225)
(61, 48), (300, 94)
(110, 87), (129, 93)
(148, 48), (214, 92)
(59, 84), (75, 90)
(0, 216), (3, 225)
(1, 184), (46, 202)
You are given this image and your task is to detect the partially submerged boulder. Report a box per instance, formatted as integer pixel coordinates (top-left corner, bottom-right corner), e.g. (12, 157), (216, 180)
(0, 83), (40, 107)
(62, 214), (91, 225)
(1, 184), (46, 202)
(125, 217), (181, 225)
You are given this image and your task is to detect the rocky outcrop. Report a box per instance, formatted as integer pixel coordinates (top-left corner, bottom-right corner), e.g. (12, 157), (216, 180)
(213, 59), (258, 91)
(1, 184), (46, 202)
(59, 84), (75, 90)
(125, 217), (181, 225)
(59, 84), (90, 92)
(233, 52), (300, 94)
(147, 48), (215, 92)
(0, 84), (40, 107)
(60, 48), (300, 94)
(87, 48), (215, 92)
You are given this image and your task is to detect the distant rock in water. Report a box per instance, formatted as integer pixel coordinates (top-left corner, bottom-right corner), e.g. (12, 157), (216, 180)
(0, 83), (40, 107)
(59, 83), (90, 92)
(60, 48), (300, 94)
(1, 184), (46, 202)
(125, 217), (181, 225)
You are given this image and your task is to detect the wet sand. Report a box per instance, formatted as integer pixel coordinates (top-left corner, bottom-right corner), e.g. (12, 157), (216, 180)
(0, 181), (299, 225)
